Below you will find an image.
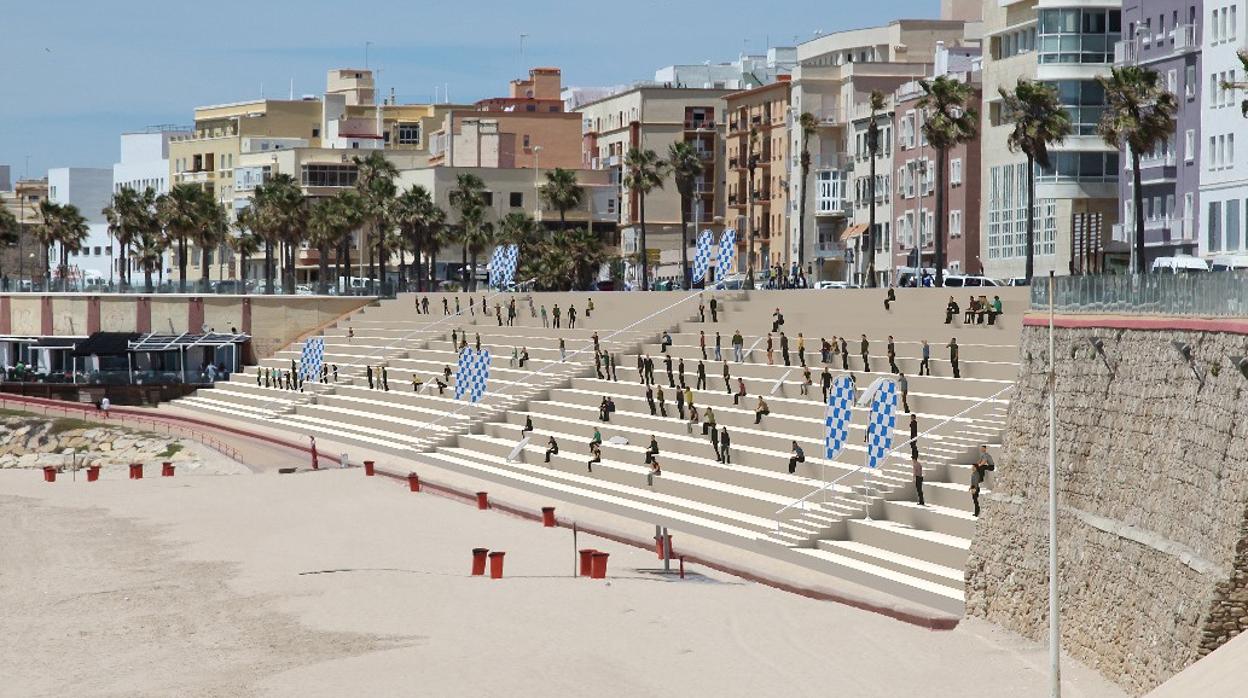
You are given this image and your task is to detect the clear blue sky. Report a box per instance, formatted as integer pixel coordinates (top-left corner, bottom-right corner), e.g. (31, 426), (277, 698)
(1, 0), (940, 180)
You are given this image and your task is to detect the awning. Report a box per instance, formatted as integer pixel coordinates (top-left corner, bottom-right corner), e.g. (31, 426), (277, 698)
(128, 331), (251, 353)
(34, 336), (85, 350)
(72, 332), (142, 357)
(840, 224), (868, 242)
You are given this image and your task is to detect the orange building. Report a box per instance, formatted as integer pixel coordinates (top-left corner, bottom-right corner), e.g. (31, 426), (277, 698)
(725, 77), (792, 271)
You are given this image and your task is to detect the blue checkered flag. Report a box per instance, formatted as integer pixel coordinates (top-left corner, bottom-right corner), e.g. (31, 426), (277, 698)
(299, 337), (325, 382)
(691, 229), (714, 284)
(468, 349), (491, 402)
(499, 244), (519, 288)
(824, 375), (855, 461)
(488, 246), (504, 288)
(863, 378), (899, 469)
(454, 347), (471, 400)
(716, 228), (737, 282)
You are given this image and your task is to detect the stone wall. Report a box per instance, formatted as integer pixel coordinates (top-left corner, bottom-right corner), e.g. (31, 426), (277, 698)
(965, 320), (1248, 695)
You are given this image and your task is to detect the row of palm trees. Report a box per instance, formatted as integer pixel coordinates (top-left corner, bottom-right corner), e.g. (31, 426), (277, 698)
(621, 141), (707, 291)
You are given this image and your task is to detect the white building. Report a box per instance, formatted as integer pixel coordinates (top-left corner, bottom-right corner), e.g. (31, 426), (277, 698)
(1199, 1), (1247, 259)
(46, 167), (113, 285)
(654, 48), (798, 90)
(113, 128), (184, 196)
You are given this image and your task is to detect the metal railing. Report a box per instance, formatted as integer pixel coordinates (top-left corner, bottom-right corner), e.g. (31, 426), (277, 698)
(1031, 272), (1248, 316)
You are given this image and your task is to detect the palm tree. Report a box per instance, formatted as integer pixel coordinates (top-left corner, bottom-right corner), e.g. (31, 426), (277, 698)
(622, 147), (668, 290)
(392, 185), (435, 291)
(104, 186), (141, 288)
(744, 128), (760, 288)
(448, 173), (489, 291)
(156, 184), (207, 292)
(133, 225), (167, 293)
(1097, 66), (1178, 274)
(309, 191), (364, 295)
(796, 111), (818, 279)
(250, 174), (307, 294)
(917, 75), (979, 287)
(539, 168), (583, 230)
(353, 151), (398, 289)
(668, 141), (704, 289)
(54, 204), (89, 289)
(1000, 80), (1073, 282)
(568, 226), (607, 290)
(865, 90), (887, 287)
(227, 213), (261, 293)
(425, 207), (449, 291)
(31, 201), (61, 288)
(194, 199), (229, 292)
(0, 206), (18, 287)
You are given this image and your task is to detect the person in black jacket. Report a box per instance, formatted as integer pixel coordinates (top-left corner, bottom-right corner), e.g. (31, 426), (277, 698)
(646, 384), (657, 415)
(367, 365), (374, 390)
(719, 426), (732, 464)
(780, 332), (791, 366)
(521, 416), (534, 438)
(787, 441), (805, 474)
(945, 296), (960, 324)
(644, 435), (660, 465)
(696, 360), (707, 390)
(665, 354), (674, 387)
(821, 366), (833, 402)
(544, 437), (560, 463)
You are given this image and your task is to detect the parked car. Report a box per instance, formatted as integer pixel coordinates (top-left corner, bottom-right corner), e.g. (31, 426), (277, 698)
(295, 284), (314, 295)
(1003, 277), (1030, 287)
(1210, 255), (1248, 272)
(942, 275), (1002, 288)
(716, 274), (748, 290)
(814, 280), (860, 289)
(1151, 255), (1209, 273)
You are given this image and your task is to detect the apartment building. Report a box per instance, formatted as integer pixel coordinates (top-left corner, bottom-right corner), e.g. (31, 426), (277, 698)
(654, 48), (797, 90)
(981, 1), (1123, 279)
(1199, 1), (1247, 260)
(576, 86), (736, 281)
(891, 47), (985, 277)
(46, 167), (113, 284)
(429, 68), (582, 170)
(725, 78), (792, 271)
(1111, 1), (1204, 267)
(787, 16), (982, 284)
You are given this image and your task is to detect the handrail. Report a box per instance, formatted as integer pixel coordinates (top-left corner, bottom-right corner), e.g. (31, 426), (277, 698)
(773, 383), (1016, 523)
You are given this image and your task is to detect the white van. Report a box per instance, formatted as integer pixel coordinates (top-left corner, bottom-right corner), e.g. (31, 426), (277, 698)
(1210, 255), (1248, 272)
(942, 274), (1002, 288)
(1150, 255), (1209, 273)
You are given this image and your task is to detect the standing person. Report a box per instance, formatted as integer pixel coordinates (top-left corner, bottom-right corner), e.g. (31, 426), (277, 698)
(677, 357), (686, 388)
(887, 335), (898, 374)
(913, 456), (925, 505)
(644, 435), (660, 464)
(552, 303), (561, 328)
(645, 384), (657, 415)
(540, 304), (549, 328)
(766, 333), (775, 365)
(544, 436), (559, 463)
(698, 300), (706, 322)
(675, 386), (686, 420)
(507, 299), (516, 326)
(699, 331), (707, 360)
(559, 338), (566, 362)
(797, 333), (806, 367)
(771, 307), (784, 332)
(787, 441), (805, 474)
(884, 286), (896, 311)
(348, 326), (355, 343)
(780, 331), (791, 366)
(709, 297), (719, 323)
(586, 297), (594, 319)
(898, 371), (911, 412)
(100, 396), (111, 419)
(920, 339), (931, 376)
(595, 352), (604, 380)
(719, 426), (732, 464)
(656, 384), (668, 417)
(821, 366), (833, 402)
(587, 442), (601, 473)
(947, 338), (960, 378)
(332, 364), (339, 382)
(713, 331), (723, 361)
(970, 445), (995, 517)
(591, 331), (601, 355)
(754, 396), (770, 424)
(521, 416), (534, 438)
(636, 354), (646, 384)
(696, 360), (707, 390)
(860, 334), (871, 372)
(909, 413), (920, 460)
(367, 365), (375, 390)
(821, 337), (831, 364)
(309, 435), (318, 469)
(721, 361), (732, 394)
(732, 330), (744, 363)
(443, 297), (450, 315)
(422, 297), (430, 314)
(610, 353), (619, 381)
(733, 377), (747, 405)
(644, 354), (655, 384)
(382, 366), (389, 392)
(495, 303), (503, 326)
(456, 297), (462, 315)
(599, 396), (611, 422)
(256, 369), (262, 386)
(683, 385), (694, 415)
(839, 336), (849, 370)
(709, 415), (722, 461)
(481, 295), (487, 315)
(568, 305), (577, 329)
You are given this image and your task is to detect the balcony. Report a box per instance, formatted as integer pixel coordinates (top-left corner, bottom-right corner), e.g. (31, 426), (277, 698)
(814, 240), (846, 258)
(1113, 217), (1195, 243)
(684, 119), (717, 131)
(1115, 24), (1199, 66)
(693, 148), (715, 161)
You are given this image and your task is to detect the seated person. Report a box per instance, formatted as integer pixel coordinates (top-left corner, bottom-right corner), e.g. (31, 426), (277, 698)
(944, 296), (960, 324)
(754, 396), (770, 424)
(963, 295), (978, 324)
(544, 436), (559, 463)
(988, 295), (1003, 325)
(975, 295), (990, 324)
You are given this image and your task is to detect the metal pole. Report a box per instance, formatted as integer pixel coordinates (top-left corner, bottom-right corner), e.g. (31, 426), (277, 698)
(1048, 270), (1061, 697)
(662, 526), (671, 572)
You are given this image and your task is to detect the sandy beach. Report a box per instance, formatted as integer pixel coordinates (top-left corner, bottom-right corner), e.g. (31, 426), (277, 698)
(0, 466), (1127, 698)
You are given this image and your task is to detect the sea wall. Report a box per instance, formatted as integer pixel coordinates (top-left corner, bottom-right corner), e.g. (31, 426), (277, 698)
(965, 317), (1248, 695)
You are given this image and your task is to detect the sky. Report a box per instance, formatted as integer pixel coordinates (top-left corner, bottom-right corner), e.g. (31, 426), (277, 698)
(1, 0), (941, 181)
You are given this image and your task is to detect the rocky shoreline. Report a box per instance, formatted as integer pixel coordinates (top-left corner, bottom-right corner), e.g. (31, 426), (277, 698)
(0, 414), (206, 471)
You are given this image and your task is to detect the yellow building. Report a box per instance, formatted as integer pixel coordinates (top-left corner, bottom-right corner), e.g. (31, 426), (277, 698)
(725, 78), (792, 273)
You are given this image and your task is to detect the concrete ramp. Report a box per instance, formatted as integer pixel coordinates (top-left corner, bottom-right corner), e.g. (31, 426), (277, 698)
(1146, 630), (1248, 697)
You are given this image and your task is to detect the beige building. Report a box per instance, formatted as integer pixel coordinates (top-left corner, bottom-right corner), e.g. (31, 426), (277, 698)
(1, 178), (49, 286)
(979, 1), (1121, 280)
(576, 86), (736, 283)
(787, 16), (982, 284)
(725, 78), (792, 273)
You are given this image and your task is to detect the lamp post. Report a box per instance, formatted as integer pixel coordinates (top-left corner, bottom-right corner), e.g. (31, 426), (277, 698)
(1048, 270), (1061, 697)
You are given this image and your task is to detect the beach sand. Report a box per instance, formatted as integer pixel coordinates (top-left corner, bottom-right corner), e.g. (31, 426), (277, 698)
(0, 467), (1128, 698)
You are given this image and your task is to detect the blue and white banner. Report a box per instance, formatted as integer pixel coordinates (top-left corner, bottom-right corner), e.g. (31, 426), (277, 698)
(454, 347), (492, 402)
(716, 228), (737, 282)
(299, 337), (325, 382)
(489, 244), (519, 289)
(862, 378), (899, 469)
(691, 229), (714, 284)
(824, 375), (855, 461)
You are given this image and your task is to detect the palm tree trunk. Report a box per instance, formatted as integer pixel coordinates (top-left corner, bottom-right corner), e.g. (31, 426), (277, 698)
(461, 242), (469, 291)
(264, 240), (274, 295)
(935, 147), (948, 287)
(429, 243), (438, 291)
(341, 239), (351, 294)
(397, 249), (406, 291)
(318, 243), (330, 294)
(144, 265), (153, 293)
(867, 150), (877, 288)
(745, 170), (754, 289)
(201, 246), (211, 292)
(178, 237), (188, 293)
(1025, 154), (1036, 282)
(1133, 150), (1146, 274)
(678, 195), (690, 289)
(798, 163), (809, 281)
(412, 231), (422, 293)
(366, 223), (375, 287)
(470, 251), (479, 292)
(639, 195), (649, 291)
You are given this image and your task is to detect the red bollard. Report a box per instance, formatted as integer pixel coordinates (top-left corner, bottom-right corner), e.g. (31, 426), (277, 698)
(488, 551), (506, 579)
(363, 460), (375, 476)
(408, 472), (421, 492)
(130, 463), (144, 480)
(590, 552), (609, 579)
(541, 506), (556, 527)
(161, 462), (175, 477)
(476, 492), (489, 510)
(86, 465), (100, 482)
(654, 534), (674, 559)
(578, 549), (597, 577)
(679, 556), (686, 579)
(43, 466), (56, 483)
(471, 548), (489, 576)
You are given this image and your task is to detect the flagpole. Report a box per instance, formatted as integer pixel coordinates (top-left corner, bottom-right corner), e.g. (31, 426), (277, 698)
(1048, 270), (1061, 697)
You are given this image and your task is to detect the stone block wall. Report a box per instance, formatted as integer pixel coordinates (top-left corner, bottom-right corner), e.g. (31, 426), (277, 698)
(965, 320), (1248, 695)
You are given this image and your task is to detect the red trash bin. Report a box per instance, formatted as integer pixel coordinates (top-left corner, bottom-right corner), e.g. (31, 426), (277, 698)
(654, 534), (674, 559)
(578, 549), (597, 577)
(488, 551), (506, 579)
(130, 463), (144, 480)
(590, 552), (609, 579)
(471, 548), (489, 576)
(161, 462), (175, 477)
(476, 492), (489, 510)
(86, 465), (100, 482)
(408, 473), (421, 492)
(541, 506), (556, 527)
(363, 460), (375, 476)
(43, 466), (56, 483)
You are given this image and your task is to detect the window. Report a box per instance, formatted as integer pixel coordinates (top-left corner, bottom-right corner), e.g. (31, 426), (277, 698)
(1046, 80), (1108, 135)
(1209, 201), (1223, 251)
(523, 134), (531, 149)
(1185, 129), (1196, 162)
(93, 247), (102, 256)
(1231, 133), (1237, 166)
(509, 192), (523, 208)
(1036, 151), (1120, 183)
(301, 164), (359, 187)
(312, 128), (320, 138)
(951, 158), (963, 185)
(950, 210), (963, 238)
(987, 162), (1058, 260)
(1187, 65), (1197, 99)
(1038, 8), (1121, 64)
(482, 192), (493, 206)
(397, 123), (421, 145)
